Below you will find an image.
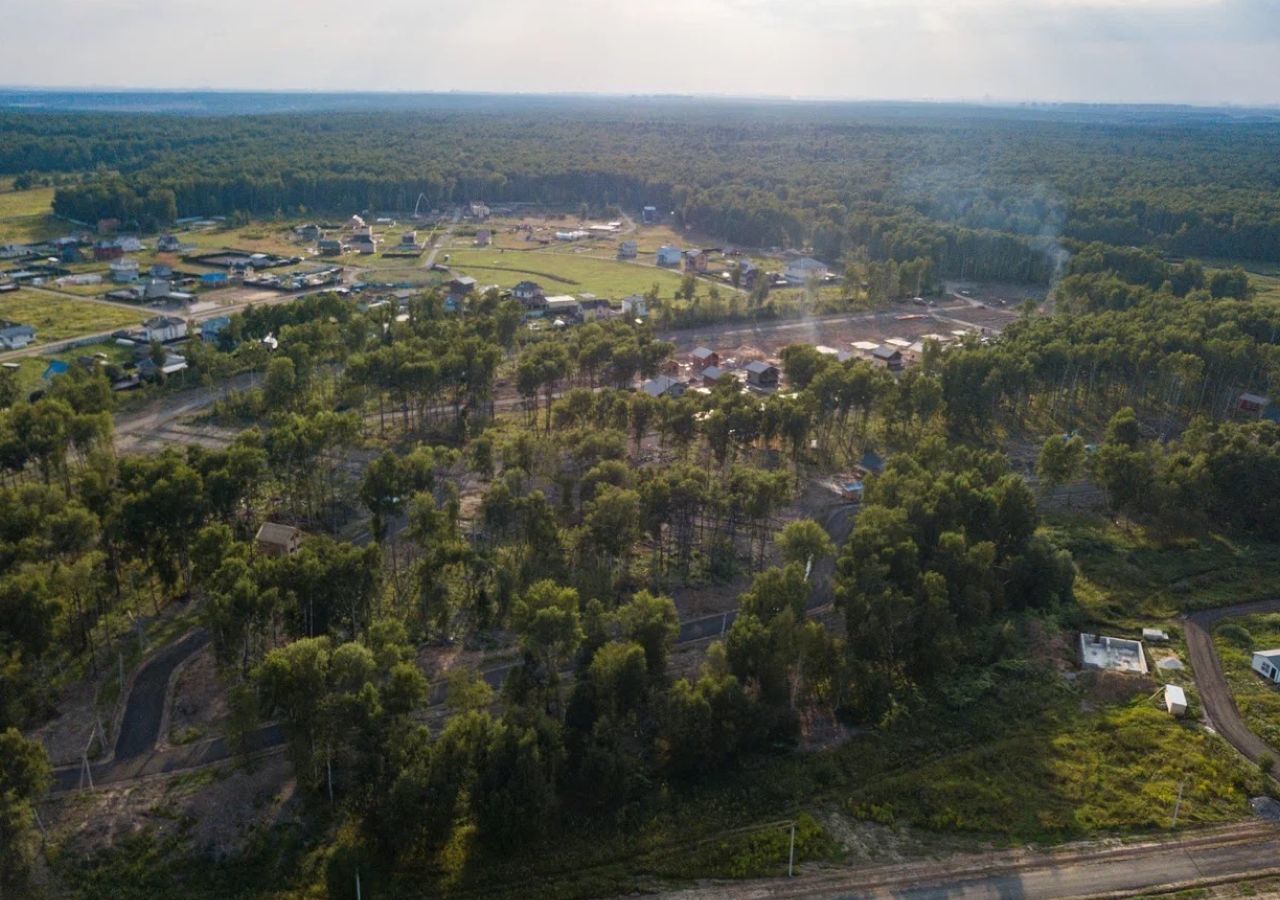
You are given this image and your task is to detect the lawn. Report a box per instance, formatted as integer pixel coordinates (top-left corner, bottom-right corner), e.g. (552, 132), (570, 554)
(1213, 613), (1280, 753)
(0, 185), (55, 219)
(0, 290), (144, 344)
(1044, 513), (1280, 625)
(445, 246), (685, 298)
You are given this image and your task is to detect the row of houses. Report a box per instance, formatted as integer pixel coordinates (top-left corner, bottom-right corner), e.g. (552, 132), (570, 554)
(510, 280), (649, 322)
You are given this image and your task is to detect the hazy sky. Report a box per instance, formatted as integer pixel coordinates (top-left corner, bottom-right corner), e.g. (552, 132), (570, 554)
(3, 0), (1278, 105)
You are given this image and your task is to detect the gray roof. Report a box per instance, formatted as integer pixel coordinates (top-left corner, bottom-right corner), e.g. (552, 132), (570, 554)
(701, 366), (724, 380)
(873, 346), (901, 360)
(642, 375), (680, 397)
(745, 361), (777, 375)
(256, 522), (301, 547)
(692, 346), (716, 360)
(0, 324), (35, 338)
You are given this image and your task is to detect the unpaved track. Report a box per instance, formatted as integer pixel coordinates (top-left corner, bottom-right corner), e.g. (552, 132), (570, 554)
(1185, 597), (1280, 769)
(658, 821), (1280, 899)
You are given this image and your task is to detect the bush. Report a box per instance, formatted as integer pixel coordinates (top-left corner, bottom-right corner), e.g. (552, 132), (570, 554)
(1219, 623), (1254, 649)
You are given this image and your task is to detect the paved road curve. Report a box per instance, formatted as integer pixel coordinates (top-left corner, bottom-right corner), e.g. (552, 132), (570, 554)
(1185, 597), (1280, 769)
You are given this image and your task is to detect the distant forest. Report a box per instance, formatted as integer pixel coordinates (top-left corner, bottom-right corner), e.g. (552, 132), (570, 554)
(3, 97), (1280, 282)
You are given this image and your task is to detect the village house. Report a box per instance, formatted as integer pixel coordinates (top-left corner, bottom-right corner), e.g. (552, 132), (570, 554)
(578, 296), (614, 322)
(142, 315), (187, 343)
(691, 346), (719, 368)
(745, 361), (780, 390)
(621, 294), (649, 319)
(656, 246), (683, 268)
(513, 280), (544, 303)
(700, 365), (726, 387)
(255, 522), (302, 557)
(1252, 649), (1280, 684)
(157, 234), (183, 253)
(0, 324), (36, 350)
(474, 229), (491, 247)
(641, 375), (686, 399)
(293, 224), (322, 243)
(449, 276), (478, 295)
(138, 353), (189, 379)
(399, 231), (420, 250)
(200, 316), (232, 344)
(1237, 392), (1270, 417)
(684, 249), (708, 273)
(617, 240), (638, 259)
(784, 256), (830, 285)
(348, 233), (378, 255)
(93, 243), (124, 262)
(318, 238), (346, 256)
(469, 202), (491, 220)
(544, 296), (581, 321)
(109, 259), (140, 283)
(642, 206), (659, 224)
(872, 346), (903, 371)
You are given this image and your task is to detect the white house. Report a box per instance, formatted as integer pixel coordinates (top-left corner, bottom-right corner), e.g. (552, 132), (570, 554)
(1252, 649), (1280, 684)
(142, 315), (187, 343)
(784, 257), (830, 285)
(1164, 684), (1187, 717)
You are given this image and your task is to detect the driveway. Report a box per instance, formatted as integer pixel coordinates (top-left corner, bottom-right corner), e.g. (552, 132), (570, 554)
(1185, 597), (1280, 769)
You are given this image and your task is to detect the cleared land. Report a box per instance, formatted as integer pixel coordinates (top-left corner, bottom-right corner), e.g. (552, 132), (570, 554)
(446, 246), (685, 296)
(0, 289), (143, 341)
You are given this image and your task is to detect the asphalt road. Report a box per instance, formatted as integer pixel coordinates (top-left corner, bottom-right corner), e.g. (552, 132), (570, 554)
(661, 822), (1280, 899)
(113, 629), (210, 761)
(1185, 597), (1280, 769)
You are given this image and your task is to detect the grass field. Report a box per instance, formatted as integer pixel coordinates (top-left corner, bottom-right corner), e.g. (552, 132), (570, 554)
(0, 185), (55, 219)
(0, 290), (143, 344)
(446, 247), (685, 297)
(1213, 614), (1280, 753)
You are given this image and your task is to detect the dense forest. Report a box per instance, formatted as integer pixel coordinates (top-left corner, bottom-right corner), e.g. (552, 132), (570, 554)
(3, 99), (1279, 279)
(4, 97), (1280, 896)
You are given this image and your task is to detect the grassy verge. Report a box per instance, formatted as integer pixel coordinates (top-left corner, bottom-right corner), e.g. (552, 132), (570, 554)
(1213, 614), (1280, 753)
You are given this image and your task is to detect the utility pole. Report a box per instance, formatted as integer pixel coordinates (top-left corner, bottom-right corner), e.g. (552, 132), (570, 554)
(1172, 777), (1187, 827)
(355, 870), (362, 900)
(788, 821), (796, 877)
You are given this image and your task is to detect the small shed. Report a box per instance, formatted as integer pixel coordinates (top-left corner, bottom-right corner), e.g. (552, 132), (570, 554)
(255, 522), (302, 557)
(1164, 684), (1187, 717)
(872, 346), (903, 371)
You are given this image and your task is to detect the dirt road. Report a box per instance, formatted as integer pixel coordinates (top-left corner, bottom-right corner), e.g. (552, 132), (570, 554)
(1185, 598), (1280, 769)
(660, 821), (1280, 899)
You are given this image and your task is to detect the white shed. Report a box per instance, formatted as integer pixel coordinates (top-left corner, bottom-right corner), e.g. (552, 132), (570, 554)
(1164, 684), (1187, 717)
(1251, 649), (1280, 684)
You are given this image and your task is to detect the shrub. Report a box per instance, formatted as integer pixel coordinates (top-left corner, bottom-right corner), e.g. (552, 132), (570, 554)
(1219, 623), (1254, 649)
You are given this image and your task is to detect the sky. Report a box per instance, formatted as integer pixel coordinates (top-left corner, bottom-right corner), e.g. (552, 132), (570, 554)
(2, 0), (1278, 106)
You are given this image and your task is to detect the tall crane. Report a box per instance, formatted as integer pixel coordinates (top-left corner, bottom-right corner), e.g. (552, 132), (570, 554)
(412, 193), (431, 220)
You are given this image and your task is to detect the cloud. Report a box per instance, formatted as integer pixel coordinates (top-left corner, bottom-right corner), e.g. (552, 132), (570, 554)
(0, 0), (1277, 104)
